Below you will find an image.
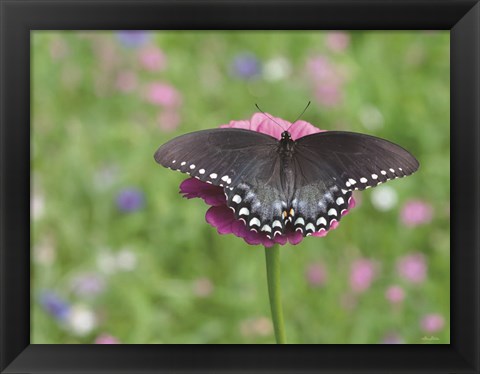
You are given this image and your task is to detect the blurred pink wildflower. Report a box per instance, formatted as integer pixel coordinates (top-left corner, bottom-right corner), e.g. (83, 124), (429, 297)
(179, 113), (355, 248)
(420, 313), (445, 333)
(157, 110), (181, 132)
(95, 333), (120, 344)
(145, 83), (182, 108)
(115, 71), (138, 93)
(193, 277), (214, 297)
(349, 258), (377, 293)
(385, 285), (405, 304)
(325, 32), (350, 53)
(401, 200), (433, 227)
(138, 46), (167, 71)
(305, 262), (328, 287)
(306, 56), (345, 107)
(396, 252), (427, 284)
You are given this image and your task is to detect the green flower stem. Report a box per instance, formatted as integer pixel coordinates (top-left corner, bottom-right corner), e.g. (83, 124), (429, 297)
(264, 245), (287, 344)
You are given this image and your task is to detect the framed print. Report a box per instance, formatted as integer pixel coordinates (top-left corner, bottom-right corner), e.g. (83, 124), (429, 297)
(1, 0), (479, 373)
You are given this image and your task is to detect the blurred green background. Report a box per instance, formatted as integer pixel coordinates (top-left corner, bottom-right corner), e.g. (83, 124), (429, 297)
(31, 31), (450, 344)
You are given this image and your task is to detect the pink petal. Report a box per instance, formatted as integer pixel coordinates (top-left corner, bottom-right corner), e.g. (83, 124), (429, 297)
(288, 120), (324, 140)
(179, 178), (225, 206)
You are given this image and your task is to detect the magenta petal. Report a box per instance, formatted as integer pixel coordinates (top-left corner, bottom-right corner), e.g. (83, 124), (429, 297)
(287, 230), (304, 245)
(205, 206), (235, 234)
(272, 234), (288, 245)
(312, 228), (328, 237)
(179, 178), (225, 206)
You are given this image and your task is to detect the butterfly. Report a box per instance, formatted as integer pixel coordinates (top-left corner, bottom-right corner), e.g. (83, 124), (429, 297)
(154, 124), (419, 239)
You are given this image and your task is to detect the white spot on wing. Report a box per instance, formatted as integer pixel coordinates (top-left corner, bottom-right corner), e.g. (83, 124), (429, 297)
(181, 161), (186, 166)
(249, 218), (261, 227)
(199, 169), (205, 174)
(221, 175), (229, 182)
(272, 220), (282, 228)
(360, 177), (367, 183)
(239, 207), (249, 216)
(294, 217), (305, 226)
(209, 173), (217, 179)
(328, 208), (337, 216)
(381, 170), (387, 175)
(190, 164), (195, 169)
(317, 217), (327, 226)
(389, 168), (395, 173)
(232, 195), (242, 204)
(261, 225), (272, 233)
(348, 178), (357, 185)
(306, 223), (315, 232)
(336, 197), (344, 205)
(372, 174), (378, 179)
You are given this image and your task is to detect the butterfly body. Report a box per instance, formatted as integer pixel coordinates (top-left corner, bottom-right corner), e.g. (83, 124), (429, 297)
(155, 126), (418, 238)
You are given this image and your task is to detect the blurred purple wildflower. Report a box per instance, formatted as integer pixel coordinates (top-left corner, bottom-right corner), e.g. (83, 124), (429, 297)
(385, 285), (405, 304)
(231, 53), (262, 79)
(178, 113), (355, 248)
(39, 291), (70, 320)
(139, 46), (167, 71)
(382, 333), (404, 344)
(95, 333), (120, 344)
(396, 252), (427, 284)
(116, 31), (150, 48)
(145, 82), (182, 108)
(401, 200), (433, 227)
(325, 32), (350, 53)
(420, 313), (445, 333)
(350, 258), (377, 293)
(116, 188), (145, 212)
(305, 262), (327, 287)
(70, 273), (106, 297)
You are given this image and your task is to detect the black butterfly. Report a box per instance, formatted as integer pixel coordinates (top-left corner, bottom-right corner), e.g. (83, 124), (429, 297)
(154, 126), (419, 239)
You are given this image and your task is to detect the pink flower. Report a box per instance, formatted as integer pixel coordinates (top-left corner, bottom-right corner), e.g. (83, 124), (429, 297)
(145, 83), (182, 108)
(325, 32), (350, 53)
(420, 313), (445, 333)
(115, 71), (137, 93)
(138, 46), (167, 71)
(179, 113), (356, 248)
(396, 252), (427, 284)
(193, 277), (214, 297)
(349, 258), (377, 293)
(401, 200), (433, 227)
(158, 110), (181, 132)
(385, 285), (405, 304)
(305, 262), (327, 287)
(95, 333), (120, 344)
(306, 56), (345, 107)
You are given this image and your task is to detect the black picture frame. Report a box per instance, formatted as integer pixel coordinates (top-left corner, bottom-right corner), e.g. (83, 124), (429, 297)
(1, 0), (479, 373)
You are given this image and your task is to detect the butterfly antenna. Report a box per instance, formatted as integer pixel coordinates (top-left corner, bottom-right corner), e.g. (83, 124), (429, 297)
(255, 103), (285, 130)
(287, 101), (311, 132)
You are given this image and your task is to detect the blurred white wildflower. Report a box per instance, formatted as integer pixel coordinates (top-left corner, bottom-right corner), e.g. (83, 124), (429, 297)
(370, 185), (398, 211)
(96, 248), (137, 274)
(33, 237), (56, 265)
(264, 57), (291, 81)
(359, 105), (384, 130)
(66, 305), (97, 336)
(116, 248), (138, 271)
(31, 192), (45, 220)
